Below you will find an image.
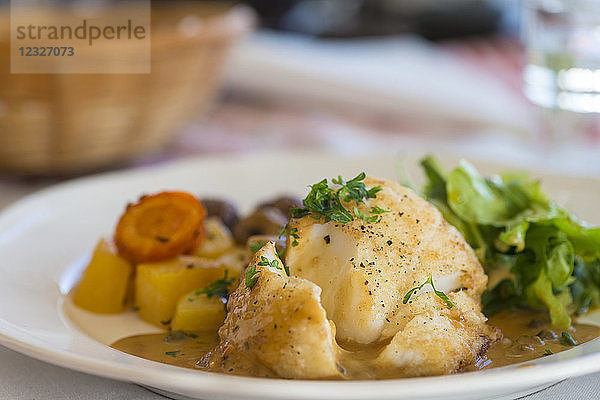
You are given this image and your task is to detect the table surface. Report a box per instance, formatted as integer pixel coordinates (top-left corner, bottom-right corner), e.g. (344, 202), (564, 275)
(2, 34), (600, 399)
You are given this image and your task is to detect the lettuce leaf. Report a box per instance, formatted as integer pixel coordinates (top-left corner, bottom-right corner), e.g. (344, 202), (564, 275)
(446, 160), (528, 225)
(419, 156), (600, 329)
(571, 257), (600, 314)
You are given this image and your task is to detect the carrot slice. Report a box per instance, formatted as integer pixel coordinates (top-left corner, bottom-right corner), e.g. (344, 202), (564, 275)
(115, 191), (206, 263)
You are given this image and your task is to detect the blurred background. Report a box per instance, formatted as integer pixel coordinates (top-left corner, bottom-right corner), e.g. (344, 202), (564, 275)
(1, 0), (599, 204)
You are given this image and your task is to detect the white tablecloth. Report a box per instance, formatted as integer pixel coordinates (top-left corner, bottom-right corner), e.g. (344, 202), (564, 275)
(1, 344), (599, 399)
(0, 345), (163, 400)
(0, 98), (599, 399)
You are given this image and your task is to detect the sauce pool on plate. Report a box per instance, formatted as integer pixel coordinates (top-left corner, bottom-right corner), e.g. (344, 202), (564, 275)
(111, 309), (600, 378)
(112, 331), (219, 369)
(470, 310), (600, 371)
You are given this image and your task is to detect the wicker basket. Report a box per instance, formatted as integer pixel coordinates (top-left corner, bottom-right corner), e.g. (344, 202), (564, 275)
(0, 3), (253, 175)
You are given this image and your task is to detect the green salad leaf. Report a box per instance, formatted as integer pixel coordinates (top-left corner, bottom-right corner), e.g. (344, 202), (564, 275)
(446, 160), (526, 225)
(571, 257), (600, 313)
(419, 155), (600, 329)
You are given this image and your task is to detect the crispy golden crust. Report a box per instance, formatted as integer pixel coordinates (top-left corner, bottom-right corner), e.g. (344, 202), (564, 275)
(376, 291), (500, 376)
(286, 177), (487, 344)
(204, 243), (342, 379)
(284, 177), (497, 375)
(207, 178), (498, 378)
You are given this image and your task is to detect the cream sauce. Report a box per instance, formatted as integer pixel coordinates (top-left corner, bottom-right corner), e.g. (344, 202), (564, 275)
(111, 310), (600, 378)
(467, 310), (600, 371)
(112, 331), (218, 369)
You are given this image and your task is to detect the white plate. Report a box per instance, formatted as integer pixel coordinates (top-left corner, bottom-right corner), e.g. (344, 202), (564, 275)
(1, 151), (600, 400)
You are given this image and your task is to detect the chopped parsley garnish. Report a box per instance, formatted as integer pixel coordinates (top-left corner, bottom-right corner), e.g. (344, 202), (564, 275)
(165, 350), (181, 357)
(245, 264), (259, 289)
(370, 206), (390, 215)
(258, 255), (278, 269)
(290, 172), (387, 224)
(246, 253), (291, 289)
(277, 224), (287, 239)
(257, 255), (289, 276)
(543, 349), (553, 356)
(249, 241), (267, 254)
(195, 271), (235, 300)
(402, 276), (455, 309)
(560, 331), (578, 346)
(289, 227), (300, 247)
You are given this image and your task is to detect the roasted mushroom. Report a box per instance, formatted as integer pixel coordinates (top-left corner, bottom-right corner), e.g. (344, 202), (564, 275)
(258, 196), (302, 218)
(232, 207), (288, 244)
(199, 199), (240, 231)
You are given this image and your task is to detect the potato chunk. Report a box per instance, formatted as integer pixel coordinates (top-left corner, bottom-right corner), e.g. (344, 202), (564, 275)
(74, 238), (133, 314)
(213, 247), (249, 278)
(171, 290), (227, 332)
(135, 256), (226, 327)
(193, 217), (234, 258)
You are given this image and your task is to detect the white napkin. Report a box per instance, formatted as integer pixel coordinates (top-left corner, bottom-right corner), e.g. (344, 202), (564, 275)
(225, 31), (533, 137)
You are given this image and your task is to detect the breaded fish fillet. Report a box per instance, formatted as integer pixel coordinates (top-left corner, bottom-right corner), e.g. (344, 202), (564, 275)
(204, 242), (343, 379)
(376, 290), (496, 376)
(285, 177), (497, 375)
(207, 177), (497, 378)
(286, 177), (488, 343)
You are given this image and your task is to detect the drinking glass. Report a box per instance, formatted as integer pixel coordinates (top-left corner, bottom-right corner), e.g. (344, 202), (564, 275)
(523, 0), (600, 143)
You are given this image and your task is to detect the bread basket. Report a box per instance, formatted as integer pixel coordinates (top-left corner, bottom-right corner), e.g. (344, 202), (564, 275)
(0, 3), (253, 175)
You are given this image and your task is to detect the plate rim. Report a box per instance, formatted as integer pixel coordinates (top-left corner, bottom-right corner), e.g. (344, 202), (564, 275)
(1, 151), (600, 399)
(3, 328), (600, 400)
